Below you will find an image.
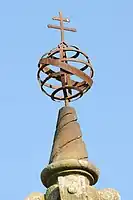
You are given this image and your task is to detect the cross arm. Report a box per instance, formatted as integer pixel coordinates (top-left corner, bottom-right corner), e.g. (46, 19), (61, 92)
(52, 16), (70, 23)
(47, 24), (77, 32)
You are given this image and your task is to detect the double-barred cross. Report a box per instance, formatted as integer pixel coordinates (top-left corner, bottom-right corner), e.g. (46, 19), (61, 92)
(47, 11), (77, 42)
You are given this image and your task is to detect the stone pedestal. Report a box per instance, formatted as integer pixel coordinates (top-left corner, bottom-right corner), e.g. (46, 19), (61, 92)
(40, 107), (120, 200)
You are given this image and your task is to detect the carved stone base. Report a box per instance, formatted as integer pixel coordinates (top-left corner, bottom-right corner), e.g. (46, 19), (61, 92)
(45, 174), (120, 200)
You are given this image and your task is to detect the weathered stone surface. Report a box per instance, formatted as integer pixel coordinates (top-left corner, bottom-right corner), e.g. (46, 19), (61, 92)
(46, 184), (59, 200)
(41, 159), (99, 187)
(49, 107), (88, 163)
(40, 107), (120, 200)
(98, 188), (120, 200)
(45, 183), (121, 200)
(25, 192), (45, 200)
(41, 107), (99, 188)
(58, 175), (100, 200)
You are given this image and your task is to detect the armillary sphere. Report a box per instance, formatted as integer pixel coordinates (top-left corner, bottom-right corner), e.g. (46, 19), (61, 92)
(37, 12), (94, 106)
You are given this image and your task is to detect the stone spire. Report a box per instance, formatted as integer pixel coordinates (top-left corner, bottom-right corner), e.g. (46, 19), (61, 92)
(25, 11), (120, 200)
(41, 106), (99, 189)
(49, 106), (88, 163)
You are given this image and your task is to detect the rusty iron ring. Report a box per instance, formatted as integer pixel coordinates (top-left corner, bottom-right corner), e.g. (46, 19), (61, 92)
(39, 76), (89, 91)
(38, 54), (93, 78)
(40, 75), (89, 101)
(60, 58), (93, 77)
(38, 66), (90, 97)
(49, 52), (93, 75)
(49, 48), (93, 74)
(38, 61), (92, 88)
(39, 57), (93, 78)
(38, 58), (93, 85)
(49, 45), (80, 60)
(38, 60), (91, 89)
(39, 73), (59, 98)
(40, 78), (89, 99)
(39, 44), (94, 76)
(51, 85), (83, 101)
(37, 58), (92, 101)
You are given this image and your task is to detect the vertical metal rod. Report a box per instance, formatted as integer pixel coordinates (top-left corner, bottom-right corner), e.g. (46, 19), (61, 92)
(59, 11), (64, 42)
(65, 99), (69, 106)
(60, 43), (69, 107)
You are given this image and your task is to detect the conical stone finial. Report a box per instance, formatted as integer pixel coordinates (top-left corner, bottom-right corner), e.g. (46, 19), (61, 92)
(41, 106), (99, 188)
(49, 106), (88, 163)
(40, 107), (120, 200)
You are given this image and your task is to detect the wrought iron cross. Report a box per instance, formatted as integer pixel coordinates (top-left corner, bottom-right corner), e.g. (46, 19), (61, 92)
(47, 11), (77, 42)
(38, 11), (94, 106)
(47, 11), (78, 106)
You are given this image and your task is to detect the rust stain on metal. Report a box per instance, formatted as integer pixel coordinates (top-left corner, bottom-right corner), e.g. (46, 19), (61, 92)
(37, 11), (94, 106)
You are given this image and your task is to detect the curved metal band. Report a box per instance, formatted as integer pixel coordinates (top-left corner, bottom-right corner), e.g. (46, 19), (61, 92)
(37, 65), (90, 91)
(61, 57), (93, 77)
(39, 58), (93, 87)
(40, 45), (94, 76)
(51, 85), (83, 101)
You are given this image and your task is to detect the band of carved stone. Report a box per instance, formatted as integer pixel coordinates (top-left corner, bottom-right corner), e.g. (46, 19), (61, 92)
(45, 185), (121, 200)
(26, 187), (120, 200)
